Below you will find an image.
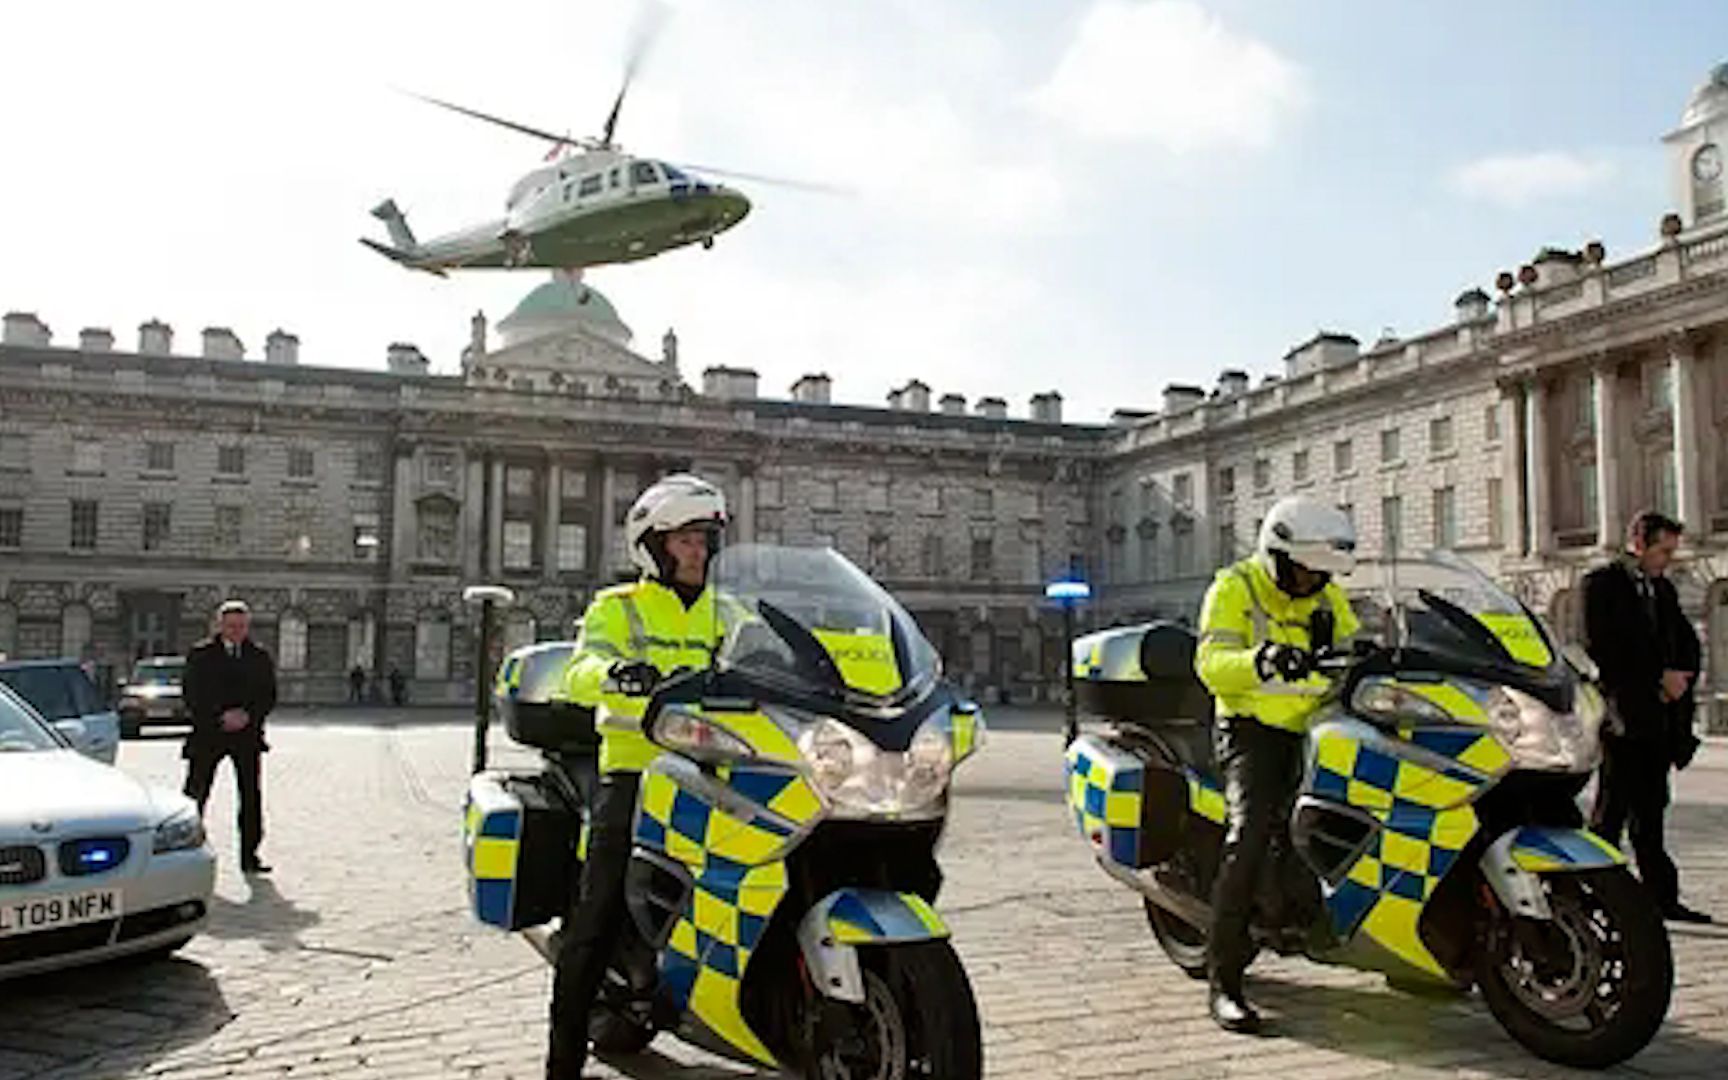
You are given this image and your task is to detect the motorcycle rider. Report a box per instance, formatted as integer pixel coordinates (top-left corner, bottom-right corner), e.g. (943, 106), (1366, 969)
(546, 473), (730, 1079)
(1194, 494), (1359, 1033)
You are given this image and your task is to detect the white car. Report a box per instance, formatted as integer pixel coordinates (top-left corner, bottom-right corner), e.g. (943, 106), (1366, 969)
(0, 682), (215, 980)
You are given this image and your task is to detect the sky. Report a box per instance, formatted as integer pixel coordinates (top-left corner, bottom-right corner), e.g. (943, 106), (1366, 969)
(2, 1), (1725, 423)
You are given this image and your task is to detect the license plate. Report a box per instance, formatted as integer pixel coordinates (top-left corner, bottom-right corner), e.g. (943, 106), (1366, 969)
(146, 706), (176, 719)
(0, 889), (123, 937)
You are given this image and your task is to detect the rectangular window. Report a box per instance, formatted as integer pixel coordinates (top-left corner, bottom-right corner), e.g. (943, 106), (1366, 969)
(0, 506), (21, 549)
(812, 478), (838, 511)
(1381, 495), (1403, 556)
(920, 486), (942, 515)
(1647, 364), (1674, 413)
(867, 479), (890, 513)
(974, 488), (994, 516)
(415, 619), (450, 679)
(1429, 416), (1454, 456)
(285, 505), (316, 558)
(1380, 428), (1402, 465)
(1172, 472), (1193, 508)
(1292, 449), (1310, 484)
(1218, 521), (1237, 564)
(424, 451), (458, 488)
(1217, 466), (1236, 498)
(288, 447), (314, 479)
(868, 533), (891, 574)
(970, 535), (994, 580)
(1484, 403), (1502, 444)
(1487, 478), (1505, 547)
(503, 520), (534, 570)
(1333, 438), (1354, 476)
(71, 440), (102, 473)
(505, 465), (535, 498)
(921, 534), (944, 577)
(1172, 524), (1194, 576)
(1023, 490), (1043, 519)
(560, 469), (588, 501)
(1022, 537), (1043, 584)
(578, 173), (603, 197)
(218, 444), (245, 476)
(757, 475), (783, 508)
(1432, 487), (1457, 550)
(352, 511), (381, 561)
(215, 505), (242, 548)
(1578, 460), (1599, 529)
(0, 433), (26, 471)
(70, 500), (98, 550)
(145, 441), (175, 472)
(417, 502), (456, 563)
(355, 446), (384, 483)
(143, 502), (172, 551)
(1253, 457), (1272, 492)
(557, 523), (588, 572)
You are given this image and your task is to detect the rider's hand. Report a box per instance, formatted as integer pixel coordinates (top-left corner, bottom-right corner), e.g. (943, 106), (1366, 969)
(1256, 642), (1315, 683)
(607, 661), (661, 697)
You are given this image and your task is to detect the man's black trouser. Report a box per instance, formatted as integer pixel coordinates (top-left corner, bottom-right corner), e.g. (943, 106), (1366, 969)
(548, 771), (641, 1076)
(183, 738), (264, 862)
(1209, 717), (1310, 990)
(1590, 736), (1678, 910)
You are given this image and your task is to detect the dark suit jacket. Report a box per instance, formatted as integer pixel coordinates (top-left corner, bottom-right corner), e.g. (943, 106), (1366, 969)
(182, 636), (277, 755)
(1582, 560), (1699, 751)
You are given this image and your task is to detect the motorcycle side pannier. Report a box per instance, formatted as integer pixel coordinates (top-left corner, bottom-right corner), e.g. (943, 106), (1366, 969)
(1072, 621), (1212, 726)
(1065, 734), (1190, 868)
(464, 771), (579, 930)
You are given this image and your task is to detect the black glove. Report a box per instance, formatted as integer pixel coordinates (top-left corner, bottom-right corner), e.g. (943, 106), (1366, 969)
(607, 661), (661, 697)
(1256, 642), (1315, 683)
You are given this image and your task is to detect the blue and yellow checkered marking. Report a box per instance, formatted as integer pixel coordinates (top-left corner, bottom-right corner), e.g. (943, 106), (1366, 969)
(1311, 726), (1489, 977)
(947, 706), (983, 762)
(1509, 826), (1625, 872)
(1185, 768), (1226, 826)
(1064, 738), (1144, 867)
(826, 889), (949, 944)
(634, 765), (818, 870)
(657, 856), (788, 1066)
(463, 795), (522, 929)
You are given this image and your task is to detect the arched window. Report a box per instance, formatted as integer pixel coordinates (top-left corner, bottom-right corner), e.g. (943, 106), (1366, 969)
(60, 604), (91, 660)
(278, 611), (308, 671)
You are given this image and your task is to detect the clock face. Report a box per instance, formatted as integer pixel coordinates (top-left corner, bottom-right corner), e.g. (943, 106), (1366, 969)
(1694, 144), (1723, 182)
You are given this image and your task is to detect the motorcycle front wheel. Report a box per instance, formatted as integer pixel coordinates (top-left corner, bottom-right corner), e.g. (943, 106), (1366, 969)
(807, 941), (982, 1080)
(1476, 867), (1671, 1069)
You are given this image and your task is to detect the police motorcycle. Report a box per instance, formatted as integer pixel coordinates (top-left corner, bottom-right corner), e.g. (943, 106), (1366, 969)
(1063, 550), (1672, 1068)
(465, 543), (986, 1078)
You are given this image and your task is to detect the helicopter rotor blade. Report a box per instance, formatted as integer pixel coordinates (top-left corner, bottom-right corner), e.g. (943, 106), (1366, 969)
(600, 0), (670, 147)
(410, 92), (571, 148)
(671, 161), (853, 197)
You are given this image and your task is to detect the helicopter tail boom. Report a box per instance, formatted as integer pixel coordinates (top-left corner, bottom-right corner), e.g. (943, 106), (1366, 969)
(371, 199), (420, 252)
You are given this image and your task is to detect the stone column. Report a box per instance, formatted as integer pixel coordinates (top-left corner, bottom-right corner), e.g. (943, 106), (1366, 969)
(1500, 383), (1528, 556)
(542, 461), (562, 581)
(1670, 335), (1705, 534)
(390, 447), (415, 577)
(1592, 360), (1621, 550)
(737, 470), (757, 543)
(1525, 378), (1553, 556)
(462, 456), (485, 580)
(486, 457), (504, 578)
(597, 461), (618, 580)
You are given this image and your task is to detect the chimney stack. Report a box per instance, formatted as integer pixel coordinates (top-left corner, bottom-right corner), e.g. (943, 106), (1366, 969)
(1029, 391), (1063, 424)
(974, 396), (1007, 420)
(791, 373), (832, 404)
(2, 312), (51, 347)
(895, 379), (930, 412)
(201, 326), (244, 361)
(138, 319), (173, 355)
(939, 392), (966, 416)
(386, 342), (429, 374)
(1453, 287), (1491, 324)
(78, 327), (114, 353)
(701, 365), (758, 400)
(1162, 383), (1204, 414)
(1283, 331), (1359, 377)
(264, 329), (300, 366)
(1217, 369), (1249, 397)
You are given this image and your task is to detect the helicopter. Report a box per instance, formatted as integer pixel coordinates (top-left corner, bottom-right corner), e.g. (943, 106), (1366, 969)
(362, 16), (827, 277)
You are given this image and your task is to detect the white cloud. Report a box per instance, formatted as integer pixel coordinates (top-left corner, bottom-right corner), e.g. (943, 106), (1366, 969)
(1028, 0), (1309, 152)
(1448, 152), (1616, 207)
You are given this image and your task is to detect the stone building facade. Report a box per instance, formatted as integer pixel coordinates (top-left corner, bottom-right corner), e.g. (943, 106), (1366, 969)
(5, 65), (1728, 718)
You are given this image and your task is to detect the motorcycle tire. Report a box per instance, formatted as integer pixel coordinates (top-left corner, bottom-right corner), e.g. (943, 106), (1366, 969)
(1143, 899), (1209, 980)
(809, 941), (982, 1080)
(1476, 867), (1671, 1069)
(588, 1007), (655, 1055)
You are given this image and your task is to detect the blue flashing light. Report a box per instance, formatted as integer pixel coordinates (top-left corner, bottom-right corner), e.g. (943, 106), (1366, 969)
(1045, 579), (1091, 601)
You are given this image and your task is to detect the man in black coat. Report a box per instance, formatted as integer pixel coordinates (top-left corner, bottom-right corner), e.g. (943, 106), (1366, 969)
(1583, 511), (1708, 923)
(182, 599), (278, 874)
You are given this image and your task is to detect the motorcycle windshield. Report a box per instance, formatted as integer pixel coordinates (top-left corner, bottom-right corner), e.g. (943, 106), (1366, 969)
(1348, 549), (1563, 677)
(709, 543), (941, 705)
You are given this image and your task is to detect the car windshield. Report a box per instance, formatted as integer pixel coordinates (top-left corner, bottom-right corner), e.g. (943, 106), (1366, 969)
(0, 686), (61, 752)
(131, 661), (183, 686)
(0, 665), (104, 720)
(709, 543), (940, 704)
(1346, 550), (1562, 674)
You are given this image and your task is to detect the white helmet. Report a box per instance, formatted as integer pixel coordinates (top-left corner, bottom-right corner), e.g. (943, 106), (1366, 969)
(1257, 495), (1357, 581)
(626, 473), (728, 579)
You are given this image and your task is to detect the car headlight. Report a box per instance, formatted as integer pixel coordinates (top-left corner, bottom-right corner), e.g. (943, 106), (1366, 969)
(1485, 685), (1601, 772)
(797, 715), (953, 820)
(153, 806), (206, 854)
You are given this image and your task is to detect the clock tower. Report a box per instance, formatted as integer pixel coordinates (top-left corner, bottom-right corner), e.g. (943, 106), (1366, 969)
(1665, 62), (1728, 228)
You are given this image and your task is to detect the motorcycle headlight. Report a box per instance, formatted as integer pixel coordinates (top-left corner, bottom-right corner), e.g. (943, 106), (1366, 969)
(153, 805), (206, 854)
(1485, 685), (1601, 772)
(1352, 678), (1453, 725)
(797, 716), (953, 820)
(650, 706), (754, 764)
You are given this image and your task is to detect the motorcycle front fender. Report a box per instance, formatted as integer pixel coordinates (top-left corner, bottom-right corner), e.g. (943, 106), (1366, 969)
(796, 888), (950, 1003)
(1481, 826), (1627, 920)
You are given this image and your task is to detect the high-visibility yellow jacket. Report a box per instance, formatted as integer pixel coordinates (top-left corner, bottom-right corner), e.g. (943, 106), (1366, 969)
(1195, 556), (1360, 734)
(561, 579), (730, 774)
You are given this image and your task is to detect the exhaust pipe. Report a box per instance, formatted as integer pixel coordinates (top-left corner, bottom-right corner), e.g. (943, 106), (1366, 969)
(1097, 857), (1213, 930)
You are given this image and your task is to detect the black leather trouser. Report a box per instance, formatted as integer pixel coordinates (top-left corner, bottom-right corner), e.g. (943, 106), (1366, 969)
(548, 771), (641, 1077)
(1208, 717), (1308, 991)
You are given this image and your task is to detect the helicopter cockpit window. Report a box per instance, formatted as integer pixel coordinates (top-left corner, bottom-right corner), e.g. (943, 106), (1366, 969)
(631, 161), (661, 186)
(578, 174), (603, 197)
(608, 167), (620, 189)
(662, 164), (689, 182)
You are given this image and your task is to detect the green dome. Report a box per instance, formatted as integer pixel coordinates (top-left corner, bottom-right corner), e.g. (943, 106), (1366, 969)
(497, 274), (633, 348)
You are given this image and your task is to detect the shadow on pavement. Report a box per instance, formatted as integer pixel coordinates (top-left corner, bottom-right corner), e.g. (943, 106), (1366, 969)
(203, 876), (322, 952)
(1250, 973), (1727, 1076)
(0, 954), (232, 1079)
(597, 1046), (766, 1079)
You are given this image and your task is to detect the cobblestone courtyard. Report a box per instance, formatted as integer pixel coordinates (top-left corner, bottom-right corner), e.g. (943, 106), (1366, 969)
(2, 712), (1726, 1080)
